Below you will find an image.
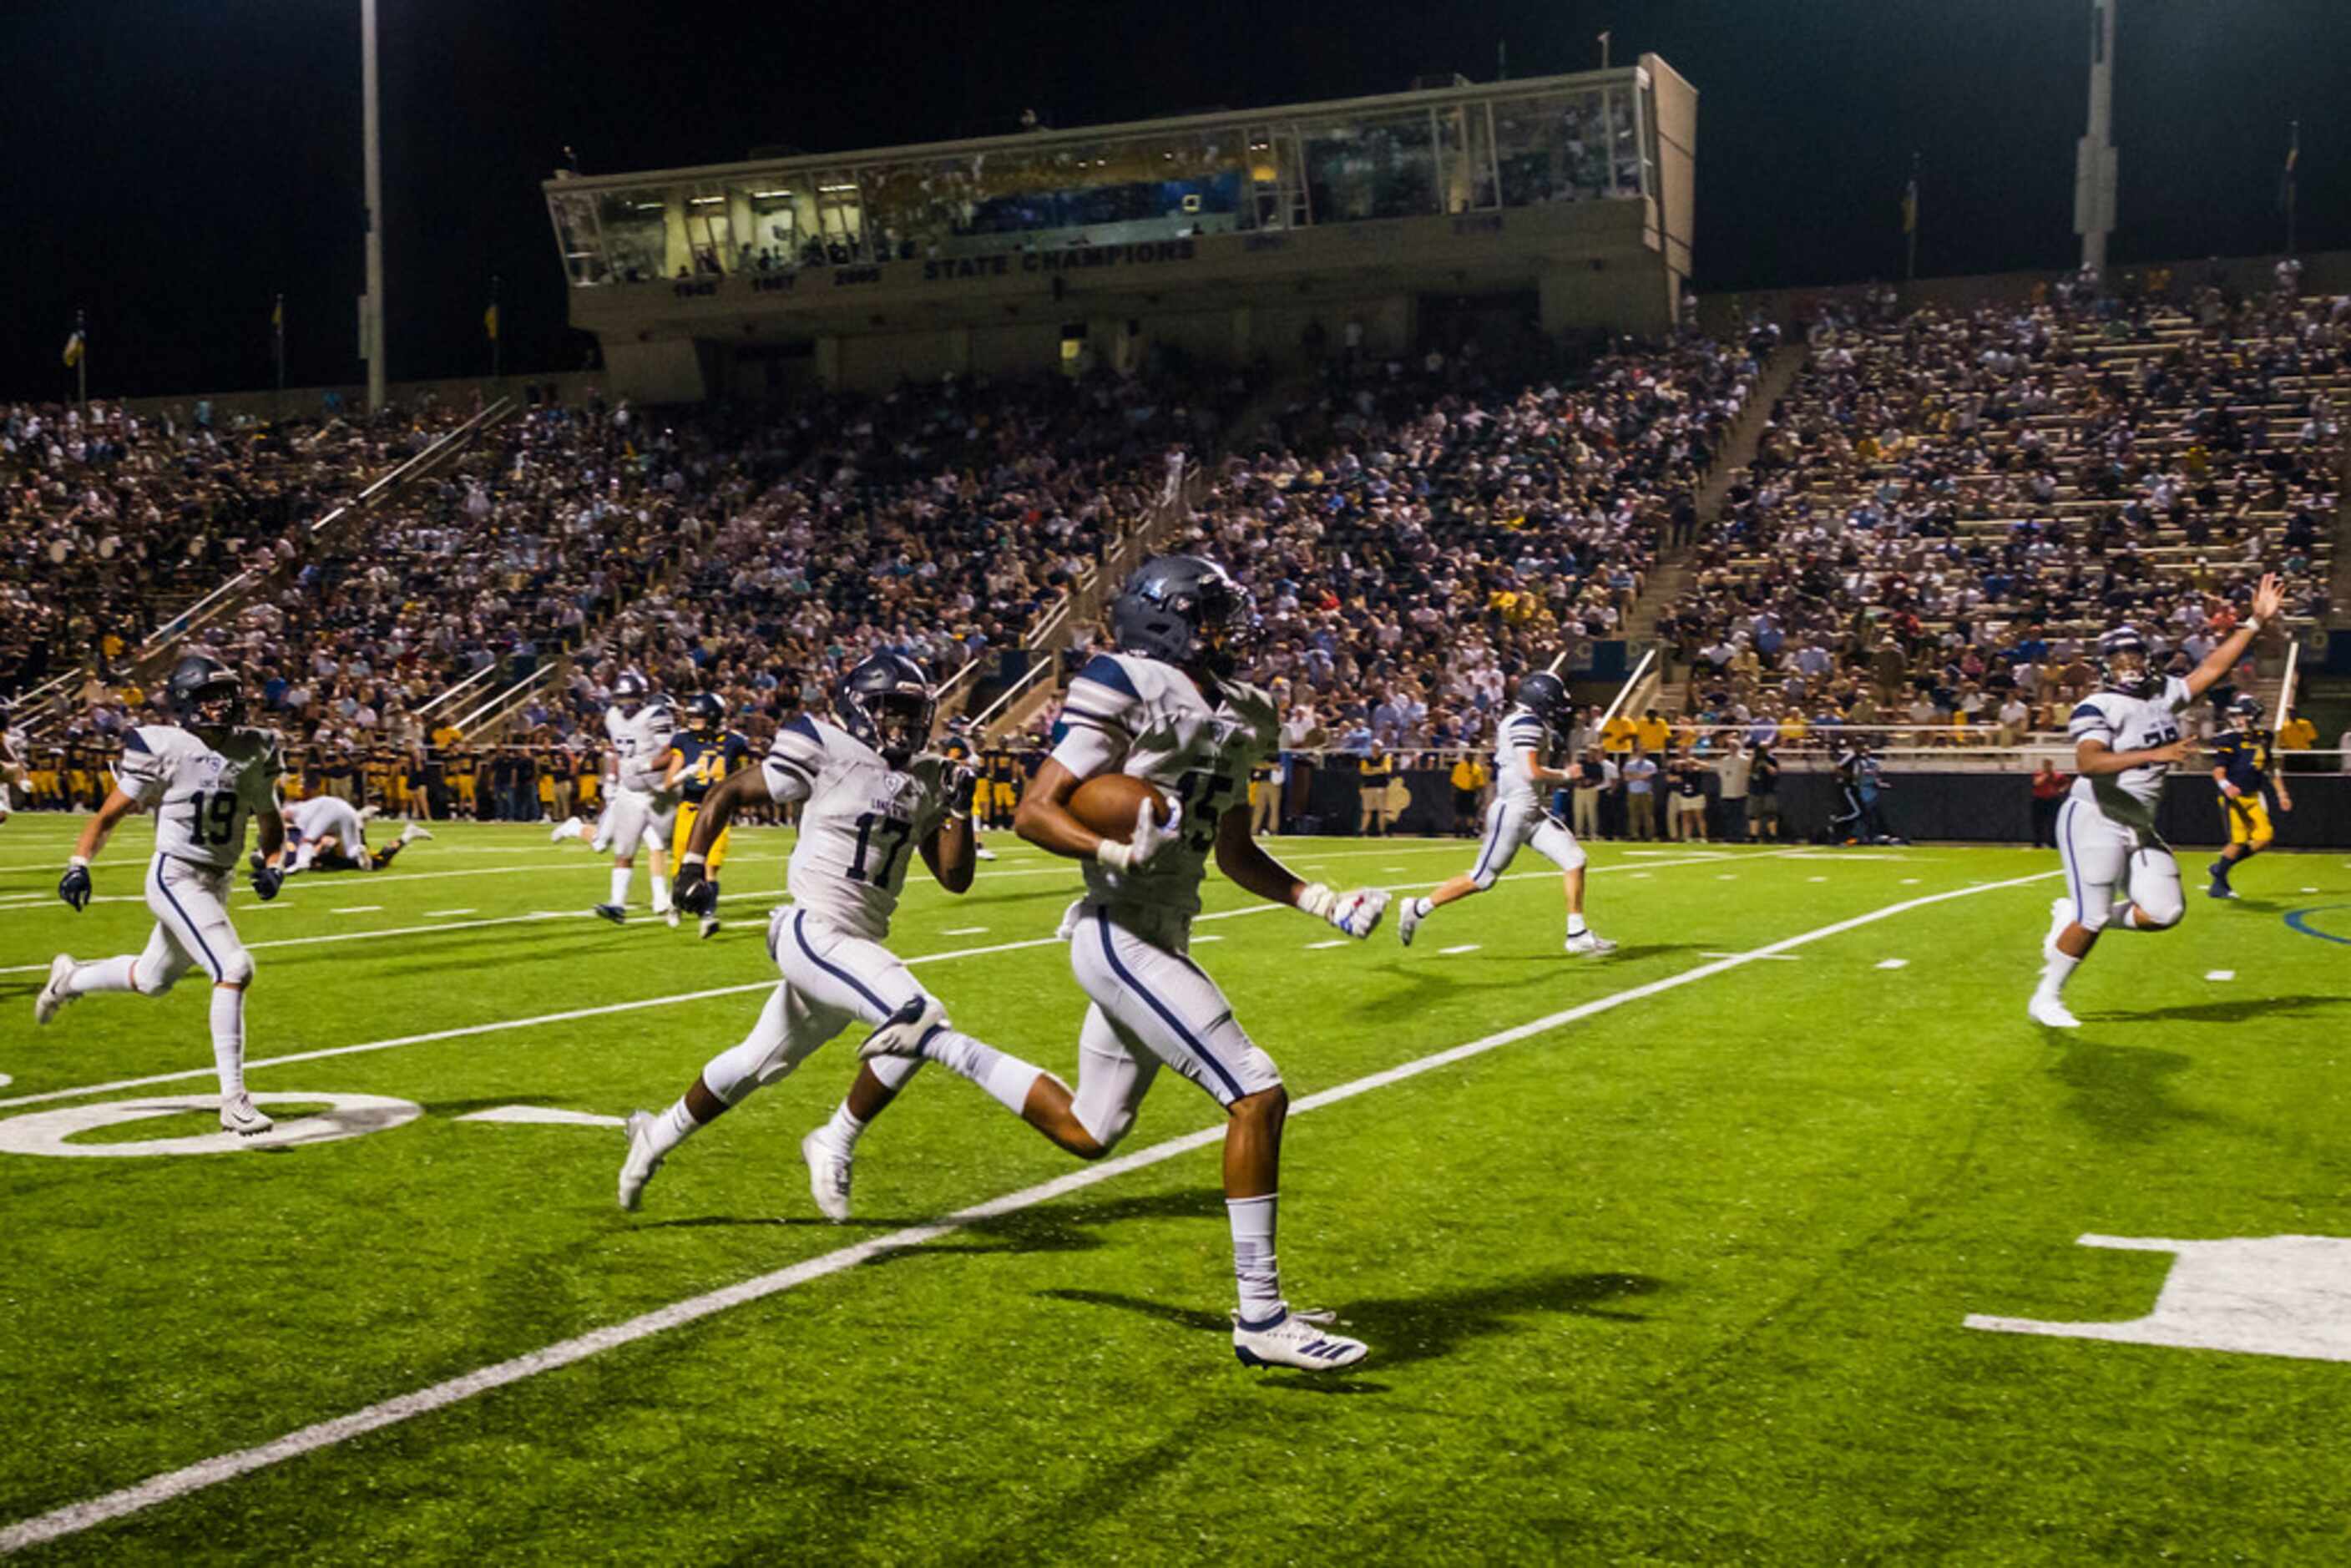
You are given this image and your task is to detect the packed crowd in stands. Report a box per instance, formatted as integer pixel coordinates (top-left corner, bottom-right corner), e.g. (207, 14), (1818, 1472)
(1123, 325), (1769, 755)
(1656, 273), (2345, 748)
(0, 399), (462, 699)
(6, 362), (1252, 792)
(10, 267), (2344, 838)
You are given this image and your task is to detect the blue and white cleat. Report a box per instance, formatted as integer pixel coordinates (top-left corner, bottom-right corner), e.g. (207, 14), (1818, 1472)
(592, 903), (627, 925)
(1397, 898), (1424, 948)
(857, 994), (944, 1062)
(1565, 930), (1618, 956)
(617, 1110), (663, 1211)
(1232, 1306), (1368, 1371)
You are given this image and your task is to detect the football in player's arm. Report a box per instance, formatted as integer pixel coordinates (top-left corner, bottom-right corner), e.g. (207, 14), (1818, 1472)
(852, 556), (1384, 1371)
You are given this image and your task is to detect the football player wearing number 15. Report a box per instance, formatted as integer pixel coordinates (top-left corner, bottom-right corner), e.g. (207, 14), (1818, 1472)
(859, 555), (1388, 1372)
(33, 655), (289, 1137)
(616, 653), (1024, 1216)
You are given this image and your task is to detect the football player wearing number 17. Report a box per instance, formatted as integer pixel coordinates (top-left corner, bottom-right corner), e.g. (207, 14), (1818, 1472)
(859, 555), (1388, 1372)
(33, 655), (289, 1137)
(616, 653), (1014, 1220)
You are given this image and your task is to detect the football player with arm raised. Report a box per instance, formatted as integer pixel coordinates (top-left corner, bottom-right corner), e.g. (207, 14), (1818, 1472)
(34, 656), (288, 1136)
(858, 555), (1387, 1371)
(1395, 670), (1615, 954)
(2030, 574), (2283, 1027)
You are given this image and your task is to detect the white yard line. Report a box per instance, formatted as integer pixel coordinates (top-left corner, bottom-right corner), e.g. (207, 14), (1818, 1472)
(0, 853), (1732, 1105)
(1877, 959), (1909, 970)
(1699, 951), (1800, 961)
(0, 867), (2062, 1555)
(422, 909), (477, 918)
(327, 906), (383, 916)
(1438, 943), (1482, 955)
(0, 857), (795, 913)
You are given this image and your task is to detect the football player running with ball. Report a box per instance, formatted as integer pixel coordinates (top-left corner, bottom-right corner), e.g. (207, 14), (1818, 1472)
(616, 653), (1016, 1217)
(33, 655), (289, 1136)
(1395, 669), (1615, 954)
(2030, 574), (2283, 1028)
(857, 555), (1388, 1372)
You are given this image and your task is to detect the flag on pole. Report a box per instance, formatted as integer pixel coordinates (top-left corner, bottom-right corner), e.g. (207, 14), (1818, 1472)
(61, 326), (84, 367)
(272, 296), (285, 333)
(483, 302), (499, 341)
(1901, 174), (1918, 235)
(2279, 121), (2301, 210)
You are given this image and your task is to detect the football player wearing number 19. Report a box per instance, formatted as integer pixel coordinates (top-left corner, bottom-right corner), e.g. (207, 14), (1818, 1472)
(33, 655), (289, 1137)
(858, 555), (1387, 1372)
(617, 654), (1020, 1220)
(2030, 573), (2284, 1029)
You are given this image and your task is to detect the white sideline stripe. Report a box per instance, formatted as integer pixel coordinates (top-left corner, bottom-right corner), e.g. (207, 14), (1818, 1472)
(0, 857), (794, 913)
(0, 867), (2064, 1554)
(0, 855), (1719, 1106)
(1699, 951), (1799, 961)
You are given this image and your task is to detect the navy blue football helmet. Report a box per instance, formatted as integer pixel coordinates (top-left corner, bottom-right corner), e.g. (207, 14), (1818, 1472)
(1513, 671), (1570, 735)
(838, 653), (934, 766)
(1110, 555), (1251, 676)
(168, 654), (243, 728)
(2096, 626), (2158, 700)
(686, 691), (726, 736)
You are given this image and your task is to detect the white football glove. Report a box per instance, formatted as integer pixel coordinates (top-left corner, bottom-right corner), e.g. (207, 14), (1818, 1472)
(1297, 882), (1388, 939)
(1095, 796), (1184, 874)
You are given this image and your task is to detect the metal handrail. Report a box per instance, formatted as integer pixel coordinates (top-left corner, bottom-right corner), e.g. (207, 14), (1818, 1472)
(136, 397), (514, 658)
(415, 660), (503, 721)
(453, 663), (559, 735)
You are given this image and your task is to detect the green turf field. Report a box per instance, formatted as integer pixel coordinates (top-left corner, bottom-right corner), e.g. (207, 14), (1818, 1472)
(1, 816), (2347, 1562)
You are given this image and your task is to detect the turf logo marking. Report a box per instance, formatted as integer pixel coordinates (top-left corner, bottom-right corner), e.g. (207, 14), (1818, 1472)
(2282, 904), (2351, 945)
(0, 1094), (421, 1159)
(1966, 1235), (2351, 1363)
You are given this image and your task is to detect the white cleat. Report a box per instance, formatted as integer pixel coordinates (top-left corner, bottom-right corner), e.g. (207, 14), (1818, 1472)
(699, 917), (721, 940)
(2043, 897), (2075, 960)
(801, 1127), (854, 1222)
(663, 907), (681, 929)
(1398, 898), (1423, 948)
(618, 1110), (664, 1211)
(973, 846), (998, 862)
(1231, 1306), (1369, 1371)
(2028, 993), (2081, 1029)
(857, 994), (945, 1061)
(1565, 930), (1619, 956)
(399, 823), (433, 844)
(551, 816), (584, 843)
(34, 954), (77, 1025)
(219, 1094), (275, 1138)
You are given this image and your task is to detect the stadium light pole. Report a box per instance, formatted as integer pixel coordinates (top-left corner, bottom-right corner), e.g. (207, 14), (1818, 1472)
(361, 0), (387, 412)
(2074, 0), (2119, 276)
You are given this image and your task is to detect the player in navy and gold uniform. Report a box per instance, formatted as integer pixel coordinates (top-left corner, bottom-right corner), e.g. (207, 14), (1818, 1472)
(2207, 694), (2292, 899)
(665, 693), (753, 937)
(938, 718), (999, 859)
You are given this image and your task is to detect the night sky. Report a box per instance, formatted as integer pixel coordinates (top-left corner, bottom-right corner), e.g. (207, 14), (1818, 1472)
(4, 0), (2346, 402)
